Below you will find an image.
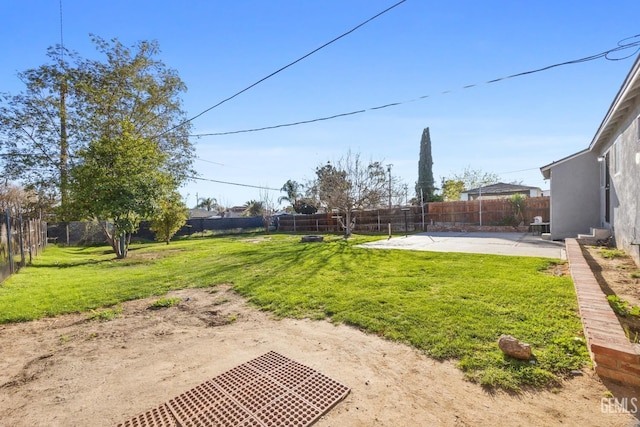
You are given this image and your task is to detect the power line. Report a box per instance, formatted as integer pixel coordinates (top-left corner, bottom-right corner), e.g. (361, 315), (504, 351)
(191, 34), (640, 138)
(496, 167), (541, 175)
(188, 176), (280, 191)
(158, 0), (407, 137)
(195, 157), (225, 166)
(195, 156), (272, 173)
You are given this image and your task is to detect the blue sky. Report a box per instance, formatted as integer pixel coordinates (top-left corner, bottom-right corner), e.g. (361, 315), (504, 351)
(1, 1), (639, 208)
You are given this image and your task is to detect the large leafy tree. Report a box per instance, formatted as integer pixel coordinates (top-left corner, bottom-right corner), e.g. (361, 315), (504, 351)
(0, 37), (194, 219)
(70, 121), (172, 258)
(308, 151), (387, 238)
(0, 47), (79, 218)
(73, 36), (193, 183)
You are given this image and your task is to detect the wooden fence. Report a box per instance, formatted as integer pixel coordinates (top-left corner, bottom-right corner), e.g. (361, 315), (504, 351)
(0, 210), (47, 284)
(277, 197), (550, 233)
(426, 196), (550, 225)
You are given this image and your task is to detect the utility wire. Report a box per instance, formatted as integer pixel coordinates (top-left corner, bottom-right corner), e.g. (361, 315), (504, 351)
(187, 175), (280, 191)
(191, 34), (640, 138)
(158, 0), (407, 137)
(195, 157), (225, 166)
(496, 167), (541, 175)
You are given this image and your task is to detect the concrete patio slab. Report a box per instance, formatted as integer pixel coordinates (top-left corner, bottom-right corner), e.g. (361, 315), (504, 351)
(358, 232), (566, 259)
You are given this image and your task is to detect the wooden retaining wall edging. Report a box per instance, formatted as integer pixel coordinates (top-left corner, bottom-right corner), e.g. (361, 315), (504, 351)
(565, 238), (640, 386)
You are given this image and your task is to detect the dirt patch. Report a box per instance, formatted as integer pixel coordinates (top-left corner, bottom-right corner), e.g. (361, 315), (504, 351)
(582, 245), (640, 338)
(128, 249), (184, 260)
(543, 261), (570, 277)
(0, 285), (636, 426)
(241, 237), (271, 244)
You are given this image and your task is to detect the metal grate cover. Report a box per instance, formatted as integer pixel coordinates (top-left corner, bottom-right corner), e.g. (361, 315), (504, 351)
(117, 351), (350, 427)
(117, 403), (177, 427)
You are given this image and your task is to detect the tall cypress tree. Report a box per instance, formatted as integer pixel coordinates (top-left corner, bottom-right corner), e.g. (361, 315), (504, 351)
(415, 127), (435, 202)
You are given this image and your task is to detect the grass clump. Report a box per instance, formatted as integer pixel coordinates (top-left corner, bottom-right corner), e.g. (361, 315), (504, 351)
(149, 297), (182, 309)
(599, 248), (626, 259)
(607, 295), (629, 316)
(86, 305), (122, 322)
(0, 232), (586, 391)
(607, 295), (640, 317)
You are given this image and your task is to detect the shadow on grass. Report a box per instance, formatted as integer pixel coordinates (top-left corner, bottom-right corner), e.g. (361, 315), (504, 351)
(28, 258), (114, 269)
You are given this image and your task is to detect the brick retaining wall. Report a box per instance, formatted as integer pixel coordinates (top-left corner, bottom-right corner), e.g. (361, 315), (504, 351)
(565, 238), (640, 386)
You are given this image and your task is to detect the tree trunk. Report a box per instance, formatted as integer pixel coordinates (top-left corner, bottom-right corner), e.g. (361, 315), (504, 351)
(59, 80), (69, 222)
(117, 235), (127, 259)
(98, 221), (129, 258)
(344, 210), (352, 238)
(99, 221), (120, 257)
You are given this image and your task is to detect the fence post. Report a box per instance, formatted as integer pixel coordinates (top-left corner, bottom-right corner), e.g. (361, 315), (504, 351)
(27, 219), (33, 264)
(6, 209), (14, 274)
(39, 220), (45, 252)
(18, 215), (26, 267)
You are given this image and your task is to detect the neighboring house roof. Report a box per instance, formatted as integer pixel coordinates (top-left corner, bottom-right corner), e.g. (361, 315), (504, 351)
(539, 148), (591, 180)
(463, 182), (542, 196)
(589, 53), (640, 153)
(189, 208), (217, 218)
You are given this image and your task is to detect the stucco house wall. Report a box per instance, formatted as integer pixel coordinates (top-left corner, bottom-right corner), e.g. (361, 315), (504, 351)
(541, 54), (640, 266)
(596, 100), (640, 265)
(544, 151), (600, 240)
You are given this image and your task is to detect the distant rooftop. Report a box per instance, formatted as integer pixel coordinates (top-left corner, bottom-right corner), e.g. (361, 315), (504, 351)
(463, 182), (542, 195)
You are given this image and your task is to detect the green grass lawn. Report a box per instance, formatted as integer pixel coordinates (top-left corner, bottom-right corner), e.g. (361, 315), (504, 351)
(0, 233), (587, 391)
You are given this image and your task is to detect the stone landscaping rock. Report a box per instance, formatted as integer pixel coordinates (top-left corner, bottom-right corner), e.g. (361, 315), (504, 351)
(498, 334), (532, 360)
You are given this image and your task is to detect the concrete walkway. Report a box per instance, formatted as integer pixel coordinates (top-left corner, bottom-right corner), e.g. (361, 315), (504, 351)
(358, 232), (566, 259)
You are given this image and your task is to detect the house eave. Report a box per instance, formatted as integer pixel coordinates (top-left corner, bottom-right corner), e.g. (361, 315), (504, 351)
(589, 53), (640, 152)
(539, 148), (591, 179)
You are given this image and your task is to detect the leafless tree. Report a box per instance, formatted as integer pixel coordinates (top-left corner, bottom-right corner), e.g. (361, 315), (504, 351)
(308, 150), (388, 238)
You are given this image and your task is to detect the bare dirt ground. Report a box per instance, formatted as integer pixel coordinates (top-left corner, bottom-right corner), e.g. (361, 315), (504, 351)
(583, 245), (640, 305)
(1, 284), (638, 427)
